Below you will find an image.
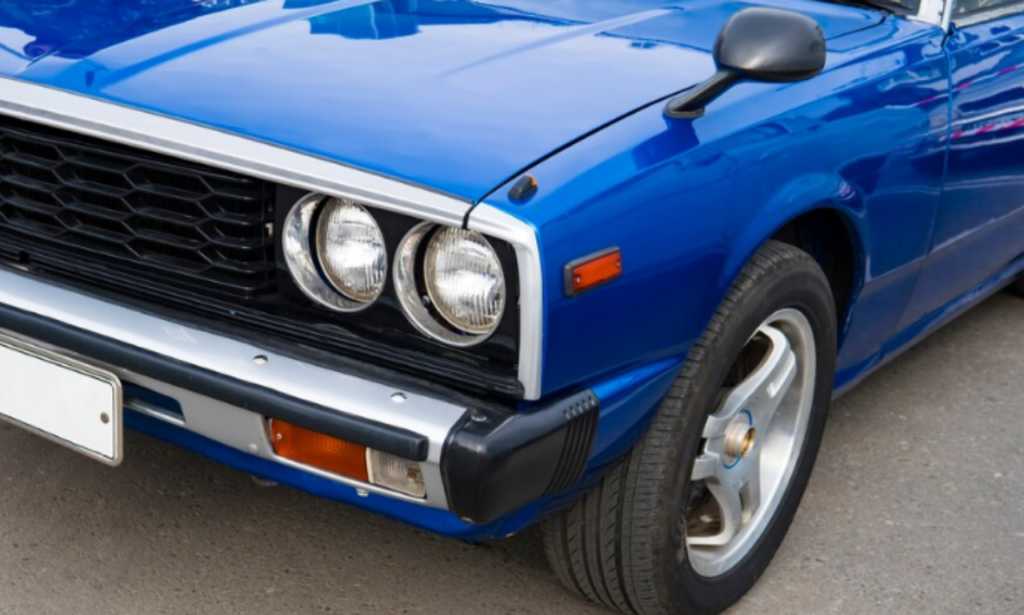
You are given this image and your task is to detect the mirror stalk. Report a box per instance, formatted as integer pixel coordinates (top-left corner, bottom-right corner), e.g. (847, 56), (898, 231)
(664, 69), (740, 119)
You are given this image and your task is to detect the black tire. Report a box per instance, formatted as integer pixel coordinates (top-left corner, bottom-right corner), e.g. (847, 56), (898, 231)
(543, 241), (838, 615)
(1010, 278), (1024, 297)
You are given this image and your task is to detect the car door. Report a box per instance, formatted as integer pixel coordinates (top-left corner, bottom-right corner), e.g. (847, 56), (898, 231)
(900, 1), (1024, 328)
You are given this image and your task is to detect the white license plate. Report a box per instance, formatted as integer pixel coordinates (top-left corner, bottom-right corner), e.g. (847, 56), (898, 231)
(0, 335), (122, 465)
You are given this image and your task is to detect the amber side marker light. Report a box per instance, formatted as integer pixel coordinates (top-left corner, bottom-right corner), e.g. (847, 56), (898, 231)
(564, 247), (622, 297)
(268, 419), (427, 498)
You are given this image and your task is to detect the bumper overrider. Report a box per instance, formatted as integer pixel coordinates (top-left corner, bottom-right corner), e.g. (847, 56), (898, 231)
(0, 265), (598, 527)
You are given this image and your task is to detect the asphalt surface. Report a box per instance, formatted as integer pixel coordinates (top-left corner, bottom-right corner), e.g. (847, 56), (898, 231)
(0, 293), (1021, 615)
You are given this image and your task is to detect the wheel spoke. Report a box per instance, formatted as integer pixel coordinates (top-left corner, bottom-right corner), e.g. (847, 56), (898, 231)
(687, 471), (743, 547)
(701, 412), (735, 439)
(687, 450), (763, 547)
(703, 324), (796, 440)
(740, 454), (762, 524)
(691, 453), (719, 481)
(734, 325), (797, 429)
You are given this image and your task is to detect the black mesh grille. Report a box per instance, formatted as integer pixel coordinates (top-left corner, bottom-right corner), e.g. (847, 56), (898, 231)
(0, 116), (522, 399)
(0, 115), (275, 297)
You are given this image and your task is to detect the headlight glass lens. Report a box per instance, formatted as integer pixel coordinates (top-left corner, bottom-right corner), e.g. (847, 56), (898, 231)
(315, 198), (387, 303)
(424, 228), (505, 335)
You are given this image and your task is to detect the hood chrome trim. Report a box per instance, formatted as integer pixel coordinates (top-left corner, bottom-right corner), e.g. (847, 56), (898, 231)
(0, 76), (470, 226)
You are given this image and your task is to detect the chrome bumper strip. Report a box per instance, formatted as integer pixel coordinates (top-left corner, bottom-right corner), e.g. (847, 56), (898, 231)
(0, 266), (467, 509)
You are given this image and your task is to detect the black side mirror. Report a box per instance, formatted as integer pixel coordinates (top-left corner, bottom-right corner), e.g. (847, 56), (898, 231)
(665, 8), (826, 119)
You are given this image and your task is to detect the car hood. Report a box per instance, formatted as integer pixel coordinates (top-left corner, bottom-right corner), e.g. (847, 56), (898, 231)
(0, 0), (882, 201)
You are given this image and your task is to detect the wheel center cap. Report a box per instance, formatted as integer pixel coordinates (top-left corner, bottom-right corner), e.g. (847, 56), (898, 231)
(724, 420), (756, 459)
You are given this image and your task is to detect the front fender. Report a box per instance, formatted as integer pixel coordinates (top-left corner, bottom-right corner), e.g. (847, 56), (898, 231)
(474, 17), (946, 402)
(720, 171), (867, 296)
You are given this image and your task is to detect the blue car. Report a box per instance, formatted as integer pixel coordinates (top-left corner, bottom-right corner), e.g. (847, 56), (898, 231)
(0, 0), (1021, 612)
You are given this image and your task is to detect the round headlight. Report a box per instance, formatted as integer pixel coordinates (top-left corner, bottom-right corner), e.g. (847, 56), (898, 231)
(393, 223), (506, 346)
(282, 194), (385, 313)
(424, 228), (505, 334)
(316, 199), (387, 303)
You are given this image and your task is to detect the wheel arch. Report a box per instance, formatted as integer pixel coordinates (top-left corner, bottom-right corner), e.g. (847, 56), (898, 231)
(719, 175), (868, 352)
(770, 208), (863, 347)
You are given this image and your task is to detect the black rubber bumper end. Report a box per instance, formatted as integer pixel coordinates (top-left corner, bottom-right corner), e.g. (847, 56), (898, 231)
(442, 390), (600, 525)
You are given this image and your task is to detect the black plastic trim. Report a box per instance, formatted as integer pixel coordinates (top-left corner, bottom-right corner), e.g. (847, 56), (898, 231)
(0, 301), (429, 461)
(442, 389), (600, 525)
(508, 174), (538, 202)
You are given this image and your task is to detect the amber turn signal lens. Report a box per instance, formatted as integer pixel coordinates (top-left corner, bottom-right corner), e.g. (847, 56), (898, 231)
(269, 419), (368, 482)
(565, 248), (622, 296)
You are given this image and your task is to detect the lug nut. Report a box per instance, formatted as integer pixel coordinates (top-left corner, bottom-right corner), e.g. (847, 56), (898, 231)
(724, 421), (756, 459)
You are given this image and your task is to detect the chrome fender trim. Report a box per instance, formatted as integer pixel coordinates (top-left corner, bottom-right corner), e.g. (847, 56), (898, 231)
(468, 204), (544, 400)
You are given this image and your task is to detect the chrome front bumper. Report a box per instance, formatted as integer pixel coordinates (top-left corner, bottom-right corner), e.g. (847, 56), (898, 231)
(0, 265), (600, 524)
(0, 265), (465, 509)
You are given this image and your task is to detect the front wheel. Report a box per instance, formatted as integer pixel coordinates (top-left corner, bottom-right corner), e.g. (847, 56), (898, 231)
(543, 241), (837, 615)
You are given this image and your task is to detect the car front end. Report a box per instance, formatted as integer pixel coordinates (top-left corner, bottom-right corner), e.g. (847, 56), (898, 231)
(0, 0), (937, 611)
(0, 74), (642, 537)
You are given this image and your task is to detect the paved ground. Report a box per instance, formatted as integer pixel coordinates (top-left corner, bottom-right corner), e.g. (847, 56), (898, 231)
(0, 293), (1021, 615)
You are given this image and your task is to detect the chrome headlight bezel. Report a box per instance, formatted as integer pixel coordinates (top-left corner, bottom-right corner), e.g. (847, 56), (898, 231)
(394, 223), (506, 347)
(279, 189), (532, 397)
(282, 193), (386, 313)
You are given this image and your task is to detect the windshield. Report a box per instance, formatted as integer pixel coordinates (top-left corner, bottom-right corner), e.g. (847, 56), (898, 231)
(823, 0), (922, 15)
(954, 0), (1016, 15)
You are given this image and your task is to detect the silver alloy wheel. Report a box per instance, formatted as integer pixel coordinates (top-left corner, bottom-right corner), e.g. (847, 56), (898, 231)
(685, 308), (817, 577)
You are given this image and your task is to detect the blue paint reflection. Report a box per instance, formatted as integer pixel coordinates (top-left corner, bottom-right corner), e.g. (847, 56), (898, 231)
(293, 0), (568, 41)
(0, 0), (260, 59)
